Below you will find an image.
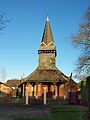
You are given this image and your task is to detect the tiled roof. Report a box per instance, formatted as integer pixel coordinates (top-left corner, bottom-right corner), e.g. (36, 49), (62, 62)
(5, 79), (21, 88)
(0, 82), (12, 89)
(24, 68), (69, 83)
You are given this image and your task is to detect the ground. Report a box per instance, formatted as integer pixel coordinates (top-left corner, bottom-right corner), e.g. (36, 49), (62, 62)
(0, 105), (50, 120)
(0, 103), (88, 120)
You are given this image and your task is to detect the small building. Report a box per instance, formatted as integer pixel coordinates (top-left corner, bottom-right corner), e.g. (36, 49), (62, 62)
(6, 79), (22, 97)
(0, 82), (12, 97)
(6, 79), (21, 89)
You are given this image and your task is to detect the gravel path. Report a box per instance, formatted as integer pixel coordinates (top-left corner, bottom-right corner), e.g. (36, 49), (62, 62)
(0, 105), (50, 120)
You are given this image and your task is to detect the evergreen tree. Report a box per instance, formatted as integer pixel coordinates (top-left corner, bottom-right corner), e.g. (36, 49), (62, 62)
(86, 76), (90, 119)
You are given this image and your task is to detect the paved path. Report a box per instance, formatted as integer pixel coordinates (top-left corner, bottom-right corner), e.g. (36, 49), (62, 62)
(0, 105), (50, 120)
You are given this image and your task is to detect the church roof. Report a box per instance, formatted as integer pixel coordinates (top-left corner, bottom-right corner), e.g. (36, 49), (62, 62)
(21, 17), (70, 85)
(41, 17), (54, 45)
(0, 82), (12, 89)
(24, 68), (69, 83)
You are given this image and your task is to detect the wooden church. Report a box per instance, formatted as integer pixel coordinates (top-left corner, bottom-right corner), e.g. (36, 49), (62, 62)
(19, 17), (78, 98)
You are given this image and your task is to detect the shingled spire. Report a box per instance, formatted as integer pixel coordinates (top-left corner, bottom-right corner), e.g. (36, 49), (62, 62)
(38, 16), (56, 69)
(41, 16), (54, 45)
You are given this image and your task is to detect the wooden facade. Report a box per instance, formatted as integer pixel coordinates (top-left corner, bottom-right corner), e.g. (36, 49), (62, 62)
(18, 17), (78, 99)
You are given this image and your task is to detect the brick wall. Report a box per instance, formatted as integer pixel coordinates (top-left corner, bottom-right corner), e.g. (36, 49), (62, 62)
(0, 83), (12, 97)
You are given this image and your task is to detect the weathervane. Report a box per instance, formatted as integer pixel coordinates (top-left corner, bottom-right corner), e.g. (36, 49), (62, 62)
(46, 9), (49, 21)
(46, 9), (48, 16)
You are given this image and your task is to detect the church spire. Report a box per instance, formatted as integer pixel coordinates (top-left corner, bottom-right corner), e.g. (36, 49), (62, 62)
(41, 16), (54, 45)
(38, 17), (56, 69)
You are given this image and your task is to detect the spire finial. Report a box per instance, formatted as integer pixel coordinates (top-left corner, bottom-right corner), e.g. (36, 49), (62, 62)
(46, 16), (49, 22)
(46, 9), (49, 22)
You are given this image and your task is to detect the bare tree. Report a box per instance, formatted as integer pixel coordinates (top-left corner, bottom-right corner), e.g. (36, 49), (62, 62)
(71, 7), (90, 78)
(0, 67), (7, 82)
(0, 12), (10, 31)
(0, 13), (10, 82)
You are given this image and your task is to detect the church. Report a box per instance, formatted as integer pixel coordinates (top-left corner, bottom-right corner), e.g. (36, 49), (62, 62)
(19, 17), (78, 98)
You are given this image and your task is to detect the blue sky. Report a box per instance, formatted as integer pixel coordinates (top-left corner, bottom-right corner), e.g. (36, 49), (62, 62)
(0, 0), (89, 82)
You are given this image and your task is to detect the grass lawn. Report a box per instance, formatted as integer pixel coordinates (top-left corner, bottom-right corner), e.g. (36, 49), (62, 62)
(16, 104), (88, 120)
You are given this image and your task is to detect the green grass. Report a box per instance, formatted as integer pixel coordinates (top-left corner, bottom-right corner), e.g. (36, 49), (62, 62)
(16, 104), (88, 120)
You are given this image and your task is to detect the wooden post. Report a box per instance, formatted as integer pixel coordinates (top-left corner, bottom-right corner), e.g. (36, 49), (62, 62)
(26, 86), (29, 105)
(22, 84), (25, 96)
(57, 85), (60, 97)
(64, 83), (66, 99)
(18, 87), (22, 97)
(48, 85), (50, 92)
(43, 87), (47, 105)
(32, 85), (34, 97)
(53, 84), (56, 99)
(36, 83), (38, 99)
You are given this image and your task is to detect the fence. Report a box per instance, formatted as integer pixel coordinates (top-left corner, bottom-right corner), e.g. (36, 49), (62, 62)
(0, 96), (69, 106)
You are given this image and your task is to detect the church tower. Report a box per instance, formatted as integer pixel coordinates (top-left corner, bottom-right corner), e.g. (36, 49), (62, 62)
(38, 17), (57, 69)
(20, 16), (70, 98)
